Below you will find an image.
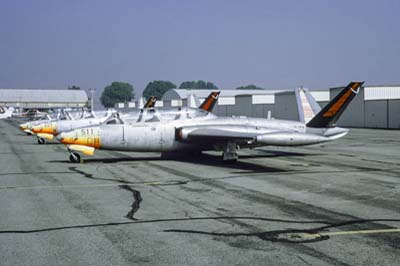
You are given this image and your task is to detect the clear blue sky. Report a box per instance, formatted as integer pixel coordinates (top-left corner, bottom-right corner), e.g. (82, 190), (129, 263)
(1, 0), (399, 97)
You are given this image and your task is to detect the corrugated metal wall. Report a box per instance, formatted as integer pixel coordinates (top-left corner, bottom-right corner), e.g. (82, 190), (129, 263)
(251, 104), (274, 118)
(365, 87), (400, 100)
(318, 101), (329, 108)
(181, 99), (188, 107)
(233, 95), (252, 116)
(274, 91), (298, 121)
(364, 100), (388, 128)
(163, 100), (172, 108)
(156, 86), (400, 129)
(388, 100), (400, 129)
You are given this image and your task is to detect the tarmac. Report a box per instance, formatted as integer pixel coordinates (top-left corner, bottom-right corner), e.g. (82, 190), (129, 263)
(0, 118), (400, 266)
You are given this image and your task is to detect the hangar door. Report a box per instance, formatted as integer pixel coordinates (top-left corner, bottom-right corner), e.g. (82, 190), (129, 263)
(364, 100), (388, 128)
(388, 100), (400, 129)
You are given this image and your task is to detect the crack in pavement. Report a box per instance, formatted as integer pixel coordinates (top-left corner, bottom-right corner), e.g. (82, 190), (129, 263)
(0, 216), (333, 234)
(1, 217), (399, 239)
(68, 166), (131, 184)
(0, 171), (69, 176)
(119, 185), (143, 220)
(164, 218), (400, 244)
(69, 167), (144, 220)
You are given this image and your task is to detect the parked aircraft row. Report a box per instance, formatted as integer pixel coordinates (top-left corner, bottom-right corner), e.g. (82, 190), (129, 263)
(18, 92), (220, 152)
(0, 107), (14, 119)
(18, 96), (157, 143)
(16, 82), (363, 162)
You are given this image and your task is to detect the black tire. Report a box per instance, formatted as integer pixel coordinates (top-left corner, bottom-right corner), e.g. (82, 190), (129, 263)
(69, 152), (80, 163)
(223, 159), (237, 164)
(222, 153), (238, 163)
(37, 138), (45, 144)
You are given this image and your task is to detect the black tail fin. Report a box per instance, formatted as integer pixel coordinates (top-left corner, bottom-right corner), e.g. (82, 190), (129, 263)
(306, 81), (364, 128)
(144, 96), (157, 108)
(199, 91), (220, 112)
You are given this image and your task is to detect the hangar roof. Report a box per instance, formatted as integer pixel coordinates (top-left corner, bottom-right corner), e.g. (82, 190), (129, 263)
(162, 89), (285, 100)
(0, 89), (88, 103)
(364, 86), (400, 100)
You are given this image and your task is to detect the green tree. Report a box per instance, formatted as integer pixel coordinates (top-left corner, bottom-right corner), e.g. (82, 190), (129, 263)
(100, 82), (134, 108)
(179, 80), (218, 90)
(143, 80), (176, 99)
(236, 84), (264, 90)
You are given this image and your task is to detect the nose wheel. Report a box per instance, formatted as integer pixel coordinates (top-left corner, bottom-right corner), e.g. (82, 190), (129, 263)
(69, 152), (81, 163)
(37, 137), (46, 145)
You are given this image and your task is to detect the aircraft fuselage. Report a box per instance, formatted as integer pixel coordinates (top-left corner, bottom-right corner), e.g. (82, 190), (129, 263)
(60, 116), (347, 153)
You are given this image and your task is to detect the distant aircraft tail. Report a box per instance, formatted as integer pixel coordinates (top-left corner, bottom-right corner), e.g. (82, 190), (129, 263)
(199, 91), (220, 112)
(137, 97), (146, 109)
(64, 110), (74, 120)
(0, 107), (14, 119)
(187, 93), (201, 108)
(6, 107), (14, 115)
(144, 96), (157, 108)
(90, 109), (97, 118)
(294, 87), (321, 124)
(306, 81), (363, 128)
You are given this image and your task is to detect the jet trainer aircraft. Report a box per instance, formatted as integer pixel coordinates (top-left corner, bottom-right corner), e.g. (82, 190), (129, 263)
(19, 109), (75, 135)
(12, 109), (48, 119)
(58, 91), (221, 161)
(19, 108), (102, 136)
(25, 96), (156, 144)
(26, 97), (157, 144)
(0, 107), (14, 119)
(29, 112), (111, 144)
(58, 82), (363, 163)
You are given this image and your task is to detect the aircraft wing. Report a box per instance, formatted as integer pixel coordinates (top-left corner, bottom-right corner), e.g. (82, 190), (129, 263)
(177, 125), (287, 142)
(177, 125), (330, 146)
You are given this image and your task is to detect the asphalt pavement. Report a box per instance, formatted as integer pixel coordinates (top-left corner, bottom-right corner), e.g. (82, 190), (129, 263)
(0, 119), (399, 266)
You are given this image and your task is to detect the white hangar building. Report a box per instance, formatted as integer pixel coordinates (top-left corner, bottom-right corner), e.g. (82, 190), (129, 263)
(115, 85), (400, 129)
(0, 88), (88, 110)
(162, 88), (330, 119)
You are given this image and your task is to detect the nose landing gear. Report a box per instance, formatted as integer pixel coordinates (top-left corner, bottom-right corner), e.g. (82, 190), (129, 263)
(37, 137), (45, 145)
(69, 152), (81, 163)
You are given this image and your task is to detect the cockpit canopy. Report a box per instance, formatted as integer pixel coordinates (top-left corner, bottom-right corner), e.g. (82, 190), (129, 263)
(104, 107), (215, 125)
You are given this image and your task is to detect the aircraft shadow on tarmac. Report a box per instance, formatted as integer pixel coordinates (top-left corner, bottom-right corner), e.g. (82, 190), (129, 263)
(1, 216), (399, 244)
(163, 218), (400, 244)
(49, 150), (315, 173)
(24, 142), (60, 145)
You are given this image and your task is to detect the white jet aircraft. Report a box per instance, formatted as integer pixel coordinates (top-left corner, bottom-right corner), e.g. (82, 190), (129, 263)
(0, 107), (14, 119)
(26, 97), (158, 144)
(57, 82), (363, 162)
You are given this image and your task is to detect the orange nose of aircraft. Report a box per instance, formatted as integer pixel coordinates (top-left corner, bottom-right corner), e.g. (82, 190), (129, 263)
(56, 129), (101, 148)
(31, 124), (57, 134)
(19, 124), (28, 131)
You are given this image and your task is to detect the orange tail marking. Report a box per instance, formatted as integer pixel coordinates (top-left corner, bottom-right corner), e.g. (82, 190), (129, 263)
(200, 92), (220, 111)
(322, 82), (361, 118)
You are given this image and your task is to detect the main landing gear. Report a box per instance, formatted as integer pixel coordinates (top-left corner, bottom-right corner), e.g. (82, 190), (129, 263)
(69, 152), (81, 163)
(37, 137), (45, 145)
(222, 141), (238, 162)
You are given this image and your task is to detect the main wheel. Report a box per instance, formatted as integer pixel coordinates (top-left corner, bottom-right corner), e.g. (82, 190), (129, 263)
(37, 137), (45, 144)
(222, 157), (238, 163)
(222, 152), (238, 163)
(69, 152), (81, 163)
